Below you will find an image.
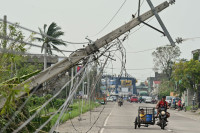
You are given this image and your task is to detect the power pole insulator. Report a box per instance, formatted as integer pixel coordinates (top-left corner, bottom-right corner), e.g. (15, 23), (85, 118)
(169, 0), (176, 5)
(175, 37), (183, 44)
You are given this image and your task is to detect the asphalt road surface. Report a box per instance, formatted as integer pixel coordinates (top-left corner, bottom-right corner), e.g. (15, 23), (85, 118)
(56, 101), (200, 133)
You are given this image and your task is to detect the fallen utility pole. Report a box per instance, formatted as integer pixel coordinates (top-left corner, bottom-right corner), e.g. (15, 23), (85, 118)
(0, 1), (172, 109)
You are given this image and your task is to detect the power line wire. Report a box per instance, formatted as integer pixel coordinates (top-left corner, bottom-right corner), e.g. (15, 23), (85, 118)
(134, 0), (145, 17)
(126, 47), (156, 53)
(0, 35), (75, 53)
(90, 0), (127, 37)
(0, 18), (88, 45)
(12, 58), (91, 133)
(105, 67), (153, 70)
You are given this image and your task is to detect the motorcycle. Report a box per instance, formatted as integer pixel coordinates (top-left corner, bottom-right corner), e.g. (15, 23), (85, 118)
(118, 100), (123, 107)
(178, 103), (186, 112)
(158, 107), (168, 129)
(139, 98), (142, 103)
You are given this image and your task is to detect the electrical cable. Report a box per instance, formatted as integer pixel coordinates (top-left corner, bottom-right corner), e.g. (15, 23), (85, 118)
(12, 57), (90, 133)
(90, 0), (127, 37)
(0, 71), (67, 133)
(35, 73), (82, 133)
(67, 55), (109, 133)
(49, 59), (90, 133)
(85, 106), (105, 133)
(0, 19), (88, 45)
(126, 47), (157, 54)
(134, 0), (145, 17)
(0, 35), (75, 53)
(105, 67), (153, 70)
(0, 84), (40, 133)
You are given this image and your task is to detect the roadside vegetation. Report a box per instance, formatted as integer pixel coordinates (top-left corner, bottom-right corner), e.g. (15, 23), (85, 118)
(0, 94), (100, 132)
(152, 45), (200, 108)
(0, 21), (101, 132)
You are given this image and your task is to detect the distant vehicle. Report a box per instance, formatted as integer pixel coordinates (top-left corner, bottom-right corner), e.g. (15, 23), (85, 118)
(127, 97), (131, 102)
(107, 97), (114, 102)
(131, 96), (138, 103)
(166, 96), (175, 106)
(141, 96), (149, 101)
(111, 96), (117, 102)
(145, 97), (152, 103)
(151, 98), (157, 104)
(171, 97), (180, 109)
(123, 97), (128, 100)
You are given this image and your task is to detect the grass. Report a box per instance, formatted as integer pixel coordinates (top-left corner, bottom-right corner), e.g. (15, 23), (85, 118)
(185, 105), (199, 111)
(27, 97), (100, 132)
(50, 101), (100, 126)
(186, 106), (192, 111)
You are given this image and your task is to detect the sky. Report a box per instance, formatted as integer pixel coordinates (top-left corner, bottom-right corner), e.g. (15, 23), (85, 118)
(1, 0), (200, 83)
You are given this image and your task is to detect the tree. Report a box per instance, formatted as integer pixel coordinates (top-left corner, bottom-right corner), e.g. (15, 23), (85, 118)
(0, 22), (34, 81)
(0, 22), (38, 114)
(158, 80), (174, 99)
(173, 59), (200, 106)
(152, 46), (181, 79)
(34, 22), (67, 69)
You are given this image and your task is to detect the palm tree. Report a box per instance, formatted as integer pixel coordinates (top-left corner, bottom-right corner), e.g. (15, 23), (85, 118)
(35, 22), (66, 69)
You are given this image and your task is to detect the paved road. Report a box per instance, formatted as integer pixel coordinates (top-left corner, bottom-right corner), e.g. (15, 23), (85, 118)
(56, 101), (200, 133)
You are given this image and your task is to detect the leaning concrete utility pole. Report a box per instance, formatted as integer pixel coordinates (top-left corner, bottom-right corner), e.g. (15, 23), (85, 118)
(0, 1), (174, 109)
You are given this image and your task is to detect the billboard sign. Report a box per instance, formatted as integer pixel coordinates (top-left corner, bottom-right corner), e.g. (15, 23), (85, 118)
(121, 80), (132, 86)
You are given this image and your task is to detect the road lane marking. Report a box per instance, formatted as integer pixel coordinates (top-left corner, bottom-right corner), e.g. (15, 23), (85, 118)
(168, 129), (173, 132)
(104, 111), (112, 126)
(100, 108), (112, 133)
(100, 103), (116, 133)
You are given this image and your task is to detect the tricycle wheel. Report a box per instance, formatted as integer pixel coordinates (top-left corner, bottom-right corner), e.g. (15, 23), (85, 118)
(138, 123), (141, 128)
(134, 117), (138, 129)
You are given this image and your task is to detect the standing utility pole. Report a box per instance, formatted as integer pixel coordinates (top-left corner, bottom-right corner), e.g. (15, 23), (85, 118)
(2, 15), (7, 48)
(44, 43), (47, 70)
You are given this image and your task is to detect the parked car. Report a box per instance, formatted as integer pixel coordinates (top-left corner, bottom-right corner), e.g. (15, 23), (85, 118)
(145, 97), (152, 103)
(107, 97), (114, 102)
(130, 96), (138, 103)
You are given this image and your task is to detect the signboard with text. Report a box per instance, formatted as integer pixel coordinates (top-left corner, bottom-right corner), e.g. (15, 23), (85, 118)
(121, 80), (132, 86)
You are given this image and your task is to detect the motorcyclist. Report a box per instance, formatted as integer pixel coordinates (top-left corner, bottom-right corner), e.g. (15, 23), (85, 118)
(118, 97), (123, 106)
(156, 96), (170, 122)
(139, 96), (142, 103)
(178, 99), (182, 110)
